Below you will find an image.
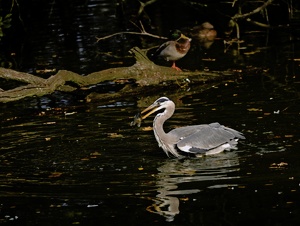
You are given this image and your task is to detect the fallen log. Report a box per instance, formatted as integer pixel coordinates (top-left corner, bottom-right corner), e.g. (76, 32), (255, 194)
(0, 47), (240, 103)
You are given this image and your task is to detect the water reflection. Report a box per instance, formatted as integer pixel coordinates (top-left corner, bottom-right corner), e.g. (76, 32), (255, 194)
(147, 151), (240, 222)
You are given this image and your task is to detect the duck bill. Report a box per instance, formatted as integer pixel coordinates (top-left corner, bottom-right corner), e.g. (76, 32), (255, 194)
(180, 33), (192, 41)
(141, 103), (160, 120)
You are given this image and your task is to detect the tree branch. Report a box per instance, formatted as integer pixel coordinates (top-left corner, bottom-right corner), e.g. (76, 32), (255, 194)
(0, 68), (45, 85)
(232, 0), (274, 20)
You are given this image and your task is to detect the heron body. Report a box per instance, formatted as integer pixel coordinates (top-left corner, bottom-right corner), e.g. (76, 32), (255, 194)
(139, 97), (245, 158)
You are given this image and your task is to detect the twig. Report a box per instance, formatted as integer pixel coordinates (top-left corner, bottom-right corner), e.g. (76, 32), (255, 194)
(235, 21), (240, 39)
(139, 20), (146, 32)
(232, 0), (274, 20)
(228, 0), (274, 39)
(96, 31), (167, 42)
(130, 20), (146, 33)
(138, 0), (159, 16)
(246, 18), (271, 28)
(96, 19), (167, 42)
(232, 0), (238, 7)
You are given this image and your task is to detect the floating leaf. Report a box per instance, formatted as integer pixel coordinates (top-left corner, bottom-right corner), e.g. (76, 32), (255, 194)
(247, 108), (262, 112)
(269, 162), (288, 169)
(64, 111), (77, 116)
(90, 151), (101, 156)
(49, 172), (63, 178)
(107, 133), (124, 138)
(142, 126), (152, 131)
(43, 122), (56, 125)
(284, 135), (294, 138)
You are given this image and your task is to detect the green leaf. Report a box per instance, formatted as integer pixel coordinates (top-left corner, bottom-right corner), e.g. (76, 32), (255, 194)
(3, 24), (11, 29)
(4, 18), (12, 23)
(4, 14), (12, 19)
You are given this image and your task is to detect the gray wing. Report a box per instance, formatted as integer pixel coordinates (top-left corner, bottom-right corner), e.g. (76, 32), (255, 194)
(155, 41), (171, 57)
(155, 41), (180, 61)
(169, 123), (245, 154)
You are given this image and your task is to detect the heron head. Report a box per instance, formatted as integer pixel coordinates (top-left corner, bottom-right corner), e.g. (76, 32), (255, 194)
(141, 97), (172, 120)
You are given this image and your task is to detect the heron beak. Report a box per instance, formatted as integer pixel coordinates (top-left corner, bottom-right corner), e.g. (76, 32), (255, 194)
(141, 103), (161, 120)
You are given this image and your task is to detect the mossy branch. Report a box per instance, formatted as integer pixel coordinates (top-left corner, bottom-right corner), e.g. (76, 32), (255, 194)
(0, 47), (239, 103)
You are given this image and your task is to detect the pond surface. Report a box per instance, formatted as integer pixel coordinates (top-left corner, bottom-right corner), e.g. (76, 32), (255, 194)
(1, 74), (299, 225)
(1, 0), (300, 225)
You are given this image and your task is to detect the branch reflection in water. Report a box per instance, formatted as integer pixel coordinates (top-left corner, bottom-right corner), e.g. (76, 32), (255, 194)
(146, 151), (240, 222)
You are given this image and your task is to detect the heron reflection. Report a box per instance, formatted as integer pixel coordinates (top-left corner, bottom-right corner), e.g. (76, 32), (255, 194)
(132, 97), (245, 158)
(147, 151), (240, 222)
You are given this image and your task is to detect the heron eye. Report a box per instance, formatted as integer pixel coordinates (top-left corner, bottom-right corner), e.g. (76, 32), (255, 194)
(156, 97), (169, 103)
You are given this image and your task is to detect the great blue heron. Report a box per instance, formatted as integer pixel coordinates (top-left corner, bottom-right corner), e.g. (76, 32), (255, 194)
(132, 97), (245, 158)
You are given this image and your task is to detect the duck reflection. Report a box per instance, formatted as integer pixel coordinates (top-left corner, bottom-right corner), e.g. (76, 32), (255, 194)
(188, 22), (217, 49)
(146, 151), (240, 222)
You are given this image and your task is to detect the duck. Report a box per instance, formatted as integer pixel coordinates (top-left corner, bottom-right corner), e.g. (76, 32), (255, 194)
(154, 30), (191, 71)
(188, 22), (217, 49)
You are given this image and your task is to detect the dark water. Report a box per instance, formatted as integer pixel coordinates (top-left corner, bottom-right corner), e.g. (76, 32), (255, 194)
(1, 77), (299, 225)
(1, 0), (300, 225)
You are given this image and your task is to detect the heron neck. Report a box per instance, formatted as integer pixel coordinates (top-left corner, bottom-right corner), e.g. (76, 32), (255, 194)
(153, 105), (175, 138)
